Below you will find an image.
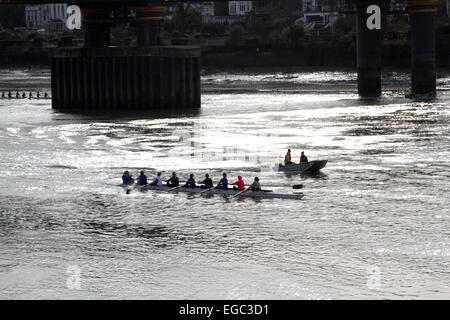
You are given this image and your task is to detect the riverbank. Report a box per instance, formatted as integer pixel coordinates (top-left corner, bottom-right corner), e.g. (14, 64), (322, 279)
(201, 41), (450, 68)
(1, 41), (449, 68)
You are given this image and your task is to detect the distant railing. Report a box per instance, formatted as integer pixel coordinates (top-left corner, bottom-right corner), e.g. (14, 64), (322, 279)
(202, 15), (245, 25)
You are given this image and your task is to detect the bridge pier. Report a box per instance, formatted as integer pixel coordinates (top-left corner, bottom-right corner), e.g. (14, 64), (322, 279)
(51, 47), (201, 111)
(355, 0), (387, 97)
(409, 0), (437, 94)
(80, 6), (111, 47)
(50, 1), (201, 112)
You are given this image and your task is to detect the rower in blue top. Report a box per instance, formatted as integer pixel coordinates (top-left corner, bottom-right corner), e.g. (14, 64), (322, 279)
(122, 171), (133, 185)
(184, 174), (196, 188)
(137, 171), (148, 186)
(150, 172), (163, 187)
(215, 172), (228, 190)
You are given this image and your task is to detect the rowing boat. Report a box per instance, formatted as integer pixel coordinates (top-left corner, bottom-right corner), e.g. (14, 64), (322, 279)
(277, 160), (328, 174)
(122, 184), (304, 200)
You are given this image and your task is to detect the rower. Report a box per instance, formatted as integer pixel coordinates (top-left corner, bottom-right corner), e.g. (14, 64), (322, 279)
(150, 172), (163, 187)
(231, 175), (245, 191)
(16, 92), (20, 98)
(215, 172), (228, 190)
(199, 174), (213, 189)
(184, 174), (196, 188)
(7, 91), (12, 98)
(1, 92), (4, 98)
(37, 92), (40, 99)
(249, 177), (262, 192)
(22, 92), (26, 99)
(300, 151), (308, 163)
(166, 172), (179, 187)
(28, 92), (33, 99)
(44, 92), (49, 99)
(137, 171), (148, 186)
(284, 149), (294, 164)
(122, 170), (132, 185)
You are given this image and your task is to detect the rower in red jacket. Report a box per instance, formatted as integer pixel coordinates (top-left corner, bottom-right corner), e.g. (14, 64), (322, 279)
(231, 175), (245, 191)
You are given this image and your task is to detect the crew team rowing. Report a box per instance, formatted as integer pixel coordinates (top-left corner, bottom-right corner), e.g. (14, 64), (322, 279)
(122, 171), (261, 192)
(1, 91), (50, 99)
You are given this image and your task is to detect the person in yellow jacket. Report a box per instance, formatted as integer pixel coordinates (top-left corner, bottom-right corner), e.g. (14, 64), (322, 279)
(284, 149), (295, 165)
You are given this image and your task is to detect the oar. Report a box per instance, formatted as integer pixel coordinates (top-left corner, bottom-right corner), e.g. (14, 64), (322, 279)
(200, 187), (213, 194)
(135, 184), (148, 191)
(167, 186), (181, 192)
(232, 186), (251, 198)
(241, 184), (302, 189)
(124, 183), (136, 194)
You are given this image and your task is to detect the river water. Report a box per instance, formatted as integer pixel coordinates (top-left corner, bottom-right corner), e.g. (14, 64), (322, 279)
(0, 67), (449, 299)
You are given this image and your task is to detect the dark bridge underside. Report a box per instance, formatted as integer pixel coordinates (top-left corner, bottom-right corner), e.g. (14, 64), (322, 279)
(0, 0), (230, 3)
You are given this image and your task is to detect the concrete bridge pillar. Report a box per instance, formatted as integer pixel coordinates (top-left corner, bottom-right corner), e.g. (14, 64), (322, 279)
(79, 5), (112, 47)
(354, 0), (388, 97)
(408, 0), (437, 94)
(51, 1), (201, 112)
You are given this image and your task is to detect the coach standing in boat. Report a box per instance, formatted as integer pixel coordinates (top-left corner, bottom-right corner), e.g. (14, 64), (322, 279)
(166, 172), (179, 187)
(199, 174), (213, 189)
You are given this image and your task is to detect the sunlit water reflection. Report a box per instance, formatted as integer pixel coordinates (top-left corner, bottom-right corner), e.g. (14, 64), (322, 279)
(0, 68), (449, 299)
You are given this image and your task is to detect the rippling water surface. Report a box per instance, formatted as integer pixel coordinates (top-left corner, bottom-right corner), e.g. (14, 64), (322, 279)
(0, 68), (449, 299)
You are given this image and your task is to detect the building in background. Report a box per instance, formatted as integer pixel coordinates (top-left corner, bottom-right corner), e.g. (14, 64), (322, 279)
(25, 5), (44, 29)
(191, 1), (215, 23)
(203, 1), (249, 25)
(389, 0), (408, 13)
(253, 0), (303, 16)
(25, 3), (67, 33)
(301, 0), (342, 27)
(229, 1), (253, 15)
